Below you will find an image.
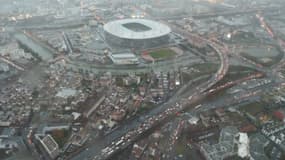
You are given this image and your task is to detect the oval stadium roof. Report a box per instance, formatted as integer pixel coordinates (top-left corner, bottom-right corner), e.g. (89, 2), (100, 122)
(104, 19), (171, 40)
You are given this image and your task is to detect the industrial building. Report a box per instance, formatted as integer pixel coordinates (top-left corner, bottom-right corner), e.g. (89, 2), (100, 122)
(104, 19), (171, 48)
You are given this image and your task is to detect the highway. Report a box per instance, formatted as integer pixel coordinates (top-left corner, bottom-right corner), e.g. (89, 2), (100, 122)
(67, 13), (231, 160)
(195, 80), (285, 114)
(7, 15), (236, 160)
(1, 4), (284, 160)
(12, 29), (206, 75)
(255, 13), (285, 81)
(68, 30), (229, 160)
(155, 6), (279, 20)
(13, 17), (279, 160)
(8, 23), (229, 160)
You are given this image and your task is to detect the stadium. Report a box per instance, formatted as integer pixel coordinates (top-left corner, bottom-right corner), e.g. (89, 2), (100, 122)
(104, 19), (171, 48)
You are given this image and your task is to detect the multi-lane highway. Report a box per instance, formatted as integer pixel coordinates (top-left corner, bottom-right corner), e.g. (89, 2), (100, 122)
(2, 3), (284, 160)
(13, 29), (206, 75)
(5, 24), (231, 160)
(8, 16), (233, 160)
(68, 32), (230, 160)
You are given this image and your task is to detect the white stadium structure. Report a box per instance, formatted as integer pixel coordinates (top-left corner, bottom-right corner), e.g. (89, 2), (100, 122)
(104, 19), (171, 48)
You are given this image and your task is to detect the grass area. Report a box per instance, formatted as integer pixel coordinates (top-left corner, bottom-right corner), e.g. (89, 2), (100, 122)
(239, 102), (264, 115)
(182, 63), (218, 82)
(229, 31), (262, 44)
(239, 45), (283, 67)
(148, 48), (176, 59)
(0, 150), (10, 159)
(173, 136), (204, 160)
(241, 52), (283, 67)
(49, 129), (71, 148)
(137, 103), (156, 113)
(214, 65), (258, 86)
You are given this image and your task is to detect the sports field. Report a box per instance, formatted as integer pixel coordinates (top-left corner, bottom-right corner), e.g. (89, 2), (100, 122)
(148, 48), (176, 59)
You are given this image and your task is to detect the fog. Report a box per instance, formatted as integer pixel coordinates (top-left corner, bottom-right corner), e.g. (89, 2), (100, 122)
(1, 0), (285, 160)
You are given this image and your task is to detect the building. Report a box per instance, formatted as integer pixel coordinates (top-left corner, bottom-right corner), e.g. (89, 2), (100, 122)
(235, 133), (250, 158)
(250, 134), (270, 160)
(0, 128), (15, 138)
(39, 135), (60, 160)
(199, 126), (239, 160)
(0, 139), (18, 150)
(104, 19), (171, 48)
(109, 53), (139, 65)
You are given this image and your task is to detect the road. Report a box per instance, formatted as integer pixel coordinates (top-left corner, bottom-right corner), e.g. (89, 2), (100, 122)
(0, 55), (25, 71)
(7, 16), (232, 160)
(155, 6), (279, 20)
(69, 32), (229, 160)
(2, 4), (283, 160)
(195, 81), (284, 113)
(13, 29), (206, 75)
(65, 56), (201, 75)
(67, 14), (232, 160)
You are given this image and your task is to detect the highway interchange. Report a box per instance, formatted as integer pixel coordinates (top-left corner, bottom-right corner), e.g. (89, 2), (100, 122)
(69, 14), (285, 160)
(66, 25), (230, 160)
(3, 6), (285, 160)
(7, 16), (232, 160)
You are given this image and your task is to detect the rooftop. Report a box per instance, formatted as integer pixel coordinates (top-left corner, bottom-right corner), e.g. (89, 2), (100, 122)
(41, 134), (59, 153)
(104, 19), (171, 40)
(111, 53), (137, 59)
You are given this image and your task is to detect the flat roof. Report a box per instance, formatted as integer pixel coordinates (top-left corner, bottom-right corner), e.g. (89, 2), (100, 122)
(104, 19), (171, 40)
(111, 53), (137, 59)
(42, 135), (58, 152)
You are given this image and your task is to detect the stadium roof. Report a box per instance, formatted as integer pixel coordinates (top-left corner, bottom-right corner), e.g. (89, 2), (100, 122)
(104, 19), (171, 40)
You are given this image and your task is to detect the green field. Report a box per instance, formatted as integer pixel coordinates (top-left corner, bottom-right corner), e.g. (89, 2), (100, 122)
(148, 48), (176, 59)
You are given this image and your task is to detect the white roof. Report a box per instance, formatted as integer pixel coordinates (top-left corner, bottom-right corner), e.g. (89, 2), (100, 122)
(237, 133), (250, 158)
(72, 112), (81, 120)
(56, 88), (77, 98)
(188, 116), (199, 125)
(109, 53), (139, 65)
(111, 53), (137, 59)
(104, 19), (171, 40)
(239, 133), (249, 143)
(238, 144), (250, 158)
